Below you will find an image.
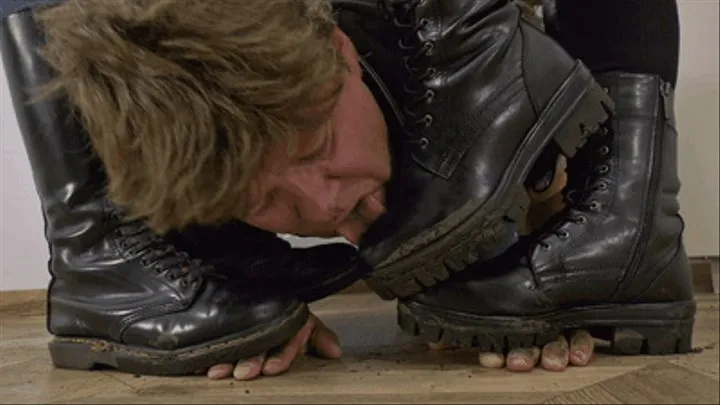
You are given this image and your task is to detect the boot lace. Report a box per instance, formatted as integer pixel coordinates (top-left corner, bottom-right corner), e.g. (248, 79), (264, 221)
(377, 0), (435, 149)
(109, 208), (213, 288)
(535, 126), (613, 251)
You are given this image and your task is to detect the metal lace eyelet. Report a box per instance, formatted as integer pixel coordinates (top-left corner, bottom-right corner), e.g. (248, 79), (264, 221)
(540, 242), (551, 251)
(422, 114), (433, 127)
(424, 89), (435, 103)
(589, 201), (602, 211)
(598, 165), (610, 174)
(558, 230), (570, 240)
(423, 41), (434, 55)
(599, 145), (610, 155)
(418, 17), (430, 28)
(597, 181), (608, 190)
(575, 215), (588, 224)
(426, 67), (437, 77)
(419, 137), (430, 149)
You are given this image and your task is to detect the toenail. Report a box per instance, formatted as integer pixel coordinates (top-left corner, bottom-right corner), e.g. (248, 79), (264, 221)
(233, 364), (251, 379)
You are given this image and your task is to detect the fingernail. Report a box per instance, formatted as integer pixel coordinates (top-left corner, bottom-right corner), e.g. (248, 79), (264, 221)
(543, 358), (564, 371)
(233, 364), (251, 380)
(507, 354), (529, 368)
(478, 352), (505, 368)
(207, 367), (225, 380)
(572, 350), (587, 363)
(542, 354), (569, 372)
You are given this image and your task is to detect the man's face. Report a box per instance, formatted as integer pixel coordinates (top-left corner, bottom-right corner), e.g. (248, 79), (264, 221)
(244, 29), (391, 244)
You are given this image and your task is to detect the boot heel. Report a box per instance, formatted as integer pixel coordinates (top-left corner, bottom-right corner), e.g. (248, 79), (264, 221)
(48, 338), (117, 370)
(609, 321), (695, 355)
(547, 62), (616, 158)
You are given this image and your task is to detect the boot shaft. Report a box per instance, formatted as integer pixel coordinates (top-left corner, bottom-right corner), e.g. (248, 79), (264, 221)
(595, 72), (689, 302)
(594, 72), (684, 258)
(1, 10), (107, 257)
(532, 72), (691, 305)
(1, 9), (208, 338)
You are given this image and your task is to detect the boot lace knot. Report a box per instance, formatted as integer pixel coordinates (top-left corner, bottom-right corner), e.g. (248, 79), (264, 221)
(110, 209), (212, 289)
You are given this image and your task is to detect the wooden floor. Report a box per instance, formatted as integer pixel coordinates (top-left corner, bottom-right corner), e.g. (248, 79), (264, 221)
(1, 292), (718, 404)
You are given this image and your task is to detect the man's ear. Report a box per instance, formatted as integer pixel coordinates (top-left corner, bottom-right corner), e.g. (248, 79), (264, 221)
(333, 27), (362, 75)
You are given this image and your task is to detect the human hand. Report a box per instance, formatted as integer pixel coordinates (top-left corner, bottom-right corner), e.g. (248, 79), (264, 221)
(206, 313), (341, 380)
(430, 329), (595, 372)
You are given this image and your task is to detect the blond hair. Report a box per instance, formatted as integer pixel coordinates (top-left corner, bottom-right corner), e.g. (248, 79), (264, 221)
(36, 0), (346, 233)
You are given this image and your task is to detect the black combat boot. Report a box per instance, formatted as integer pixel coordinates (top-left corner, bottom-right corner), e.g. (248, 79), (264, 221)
(398, 73), (696, 356)
(348, 0), (615, 300)
(167, 222), (369, 303)
(2, 8), (309, 376)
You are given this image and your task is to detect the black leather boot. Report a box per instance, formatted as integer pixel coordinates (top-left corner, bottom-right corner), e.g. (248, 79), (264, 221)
(1, 8), (309, 376)
(349, 0), (615, 300)
(398, 73), (696, 355)
(167, 222), (369, 303)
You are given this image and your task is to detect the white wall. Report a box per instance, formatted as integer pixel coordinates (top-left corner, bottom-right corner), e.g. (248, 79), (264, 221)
(675, 0), (720, 257)
(1, 0), (718, 291)
(1, 61), (49, 291)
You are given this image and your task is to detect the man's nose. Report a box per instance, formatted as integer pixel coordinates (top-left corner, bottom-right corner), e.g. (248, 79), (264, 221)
(285, 168), (343, 223)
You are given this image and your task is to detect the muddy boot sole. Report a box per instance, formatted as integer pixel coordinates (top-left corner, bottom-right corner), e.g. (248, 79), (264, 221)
(48, 303), (309, 376)
(397, 299), (696, 355)
(365, 61), (616, 300)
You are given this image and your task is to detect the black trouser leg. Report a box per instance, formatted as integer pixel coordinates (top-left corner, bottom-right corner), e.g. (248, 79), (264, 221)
(554, 0), (680, 87)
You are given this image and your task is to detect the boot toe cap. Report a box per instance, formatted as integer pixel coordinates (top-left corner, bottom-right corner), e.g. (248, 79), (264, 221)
(120, 285), (302, 351)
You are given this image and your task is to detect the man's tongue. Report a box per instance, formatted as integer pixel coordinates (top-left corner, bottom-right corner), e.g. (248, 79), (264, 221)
(364, 188), (386, 219)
